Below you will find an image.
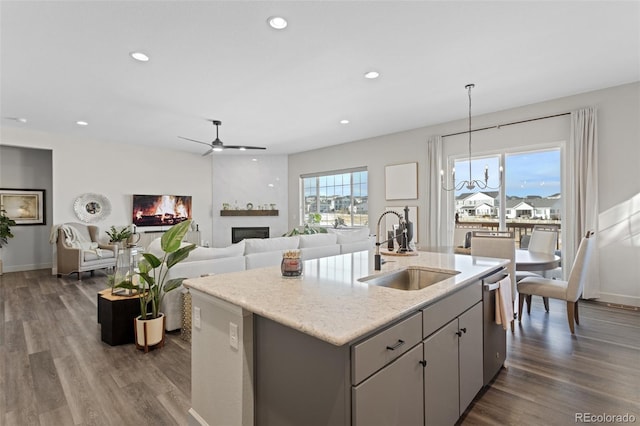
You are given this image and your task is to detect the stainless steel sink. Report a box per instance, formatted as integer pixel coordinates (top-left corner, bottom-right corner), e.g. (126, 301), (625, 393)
(359, 267), (460, 291)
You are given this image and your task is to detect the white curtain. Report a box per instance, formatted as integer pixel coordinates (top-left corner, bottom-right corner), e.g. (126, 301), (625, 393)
(425, 135), (444, 250)
(567, 107), (600, 299)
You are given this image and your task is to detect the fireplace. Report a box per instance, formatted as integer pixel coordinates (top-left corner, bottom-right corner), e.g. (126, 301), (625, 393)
(232, 227), (269, 243)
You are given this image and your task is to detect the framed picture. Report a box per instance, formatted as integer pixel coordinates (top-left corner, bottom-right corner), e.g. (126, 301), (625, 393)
(385, 162), (418, 200)
(0, 188), (46, 225)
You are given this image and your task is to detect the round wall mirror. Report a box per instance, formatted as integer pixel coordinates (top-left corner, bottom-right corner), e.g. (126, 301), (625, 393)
(73, 193), (111, 223)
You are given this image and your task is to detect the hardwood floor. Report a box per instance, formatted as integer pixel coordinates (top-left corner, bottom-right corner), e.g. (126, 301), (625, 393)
(2, 269), (638, 425)
(1, 269), (191, 426)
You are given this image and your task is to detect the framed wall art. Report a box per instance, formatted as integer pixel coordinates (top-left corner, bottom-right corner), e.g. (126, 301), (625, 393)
(385, 162), (418, 200)
(0, 188), (46, 225)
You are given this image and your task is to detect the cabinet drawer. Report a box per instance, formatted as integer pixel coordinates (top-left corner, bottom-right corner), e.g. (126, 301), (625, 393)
(422, 282), (481, 338)
(352, 344), (424, 426)
(352, 312), (422, 385)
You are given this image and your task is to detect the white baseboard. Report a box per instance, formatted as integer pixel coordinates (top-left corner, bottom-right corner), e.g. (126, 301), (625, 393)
(2, 262), (53, 273)
(595, 292), (640, 308)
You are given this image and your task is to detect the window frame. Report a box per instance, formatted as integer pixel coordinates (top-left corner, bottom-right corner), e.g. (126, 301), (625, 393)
(300, 167), (368, 228)
(447, 143), (564, 233)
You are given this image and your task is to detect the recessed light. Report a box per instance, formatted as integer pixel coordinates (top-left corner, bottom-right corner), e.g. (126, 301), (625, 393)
(130, 51), (150, 62)
(364, 71), (380, 79)
(268, 183), (274, 188)
(76, 121), (89, 126)
(340, 119), (350, 124)
(239, 147), (246, 151)
(267, 16), (288, 30)
(252, 158), (258, 162)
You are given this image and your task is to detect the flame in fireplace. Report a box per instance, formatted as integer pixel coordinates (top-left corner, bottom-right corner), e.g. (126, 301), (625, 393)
(133, 195), (191, 226)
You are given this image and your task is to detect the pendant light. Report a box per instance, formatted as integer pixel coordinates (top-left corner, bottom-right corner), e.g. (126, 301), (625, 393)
(441, 84), (502, 191)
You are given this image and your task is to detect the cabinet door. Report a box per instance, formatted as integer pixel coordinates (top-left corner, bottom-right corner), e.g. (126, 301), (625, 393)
(458, 302), (484, 414)
(352, 344), (424, 426)
(424, 320), (459, 426)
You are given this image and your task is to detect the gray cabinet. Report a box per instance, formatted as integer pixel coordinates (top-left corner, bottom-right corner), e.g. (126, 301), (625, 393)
(458, 302), (484, 413)
(424, 319), (460, 425)
(422, 284), (484, 426)
(352, 344), (424, 426)
(254, 282), (487, 426)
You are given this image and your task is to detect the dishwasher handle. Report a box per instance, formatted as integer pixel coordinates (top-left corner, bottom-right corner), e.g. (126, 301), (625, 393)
(483, 268), (508, 292)
(484, 282), (500, 291)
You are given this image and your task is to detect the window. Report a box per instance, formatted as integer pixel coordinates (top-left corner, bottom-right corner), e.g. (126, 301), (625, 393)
(301, 168), (368, 227)
(452, 148), (562, 247)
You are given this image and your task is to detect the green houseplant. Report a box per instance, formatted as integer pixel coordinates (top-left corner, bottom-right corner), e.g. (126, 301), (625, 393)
(116, 219), (196, 351)
(106, 225), (133, 250)
(282, 213), (328, 236)
(0, 209), (16, 248)
(0, 209), (16, 275)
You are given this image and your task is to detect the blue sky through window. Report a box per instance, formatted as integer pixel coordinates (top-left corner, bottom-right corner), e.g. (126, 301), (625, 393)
(453, 149), (560, 198)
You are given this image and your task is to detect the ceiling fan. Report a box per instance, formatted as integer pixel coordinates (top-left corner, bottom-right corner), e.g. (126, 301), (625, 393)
(179, 120), (267, 156)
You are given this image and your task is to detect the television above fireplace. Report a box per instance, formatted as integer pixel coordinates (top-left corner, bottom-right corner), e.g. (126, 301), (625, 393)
(132, 194), (192, 227)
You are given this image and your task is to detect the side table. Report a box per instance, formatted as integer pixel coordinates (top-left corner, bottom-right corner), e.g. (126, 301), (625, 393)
(97, 288), (141, 346)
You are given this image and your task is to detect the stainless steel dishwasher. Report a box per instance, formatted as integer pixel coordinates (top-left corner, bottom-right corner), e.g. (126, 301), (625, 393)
(481, 269), (508, 386)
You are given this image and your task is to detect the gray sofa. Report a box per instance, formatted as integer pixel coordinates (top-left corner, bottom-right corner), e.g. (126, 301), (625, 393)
(145, 228), (374, 331)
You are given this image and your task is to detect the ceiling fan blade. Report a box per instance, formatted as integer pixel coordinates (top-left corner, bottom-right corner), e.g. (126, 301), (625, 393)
(178, 136), (212, 147)
(224, 145), (267, 150)
(201, 148), (214, 156)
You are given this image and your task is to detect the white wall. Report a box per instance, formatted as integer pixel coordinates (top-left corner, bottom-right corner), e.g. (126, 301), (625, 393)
(211, 155), (288, 247)
(1, 127), (214, 272)
(289, 82), (640, 307)
(0, 145), (53, 272)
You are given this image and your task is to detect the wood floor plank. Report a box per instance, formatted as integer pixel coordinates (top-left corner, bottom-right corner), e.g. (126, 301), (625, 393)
(4, 319), (27, 353)
(54, 353), (110, 426)
(29, 350), (67, 414)
(23, 320), (50, 355)
(3, 350), (38, 422)
(37, 405), (75, 426)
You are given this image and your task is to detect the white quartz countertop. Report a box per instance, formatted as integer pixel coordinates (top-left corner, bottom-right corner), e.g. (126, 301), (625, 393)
(184, 250), (508, 346)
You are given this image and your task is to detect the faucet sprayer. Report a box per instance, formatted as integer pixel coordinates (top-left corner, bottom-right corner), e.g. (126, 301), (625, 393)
(375, 210), (405, 270)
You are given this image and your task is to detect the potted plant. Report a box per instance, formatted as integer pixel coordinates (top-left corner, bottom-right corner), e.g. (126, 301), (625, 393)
(106, 225), (133, 251)
(282, 213), (328, 236)
(115, 219), (196, 352)
(0, 209), (17, 275)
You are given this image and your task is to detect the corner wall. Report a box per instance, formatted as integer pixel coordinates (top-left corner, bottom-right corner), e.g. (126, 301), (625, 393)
(0, 145), (53, 272)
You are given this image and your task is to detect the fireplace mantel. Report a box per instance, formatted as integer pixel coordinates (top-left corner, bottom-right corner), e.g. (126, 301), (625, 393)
(220, 210), (279, 217)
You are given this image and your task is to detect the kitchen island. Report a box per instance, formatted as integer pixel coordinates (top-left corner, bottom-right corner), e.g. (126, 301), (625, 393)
(184, 250), (508, 426)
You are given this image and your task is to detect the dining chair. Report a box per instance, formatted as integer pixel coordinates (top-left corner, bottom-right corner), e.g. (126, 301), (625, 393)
(471, 231), (516, 330)
(517, 231), (595, 334)
(516, 227), (559, 311)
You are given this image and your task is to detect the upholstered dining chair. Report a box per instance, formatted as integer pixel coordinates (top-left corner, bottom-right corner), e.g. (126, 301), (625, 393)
(471, 231), (516, 330)
(516, 226), (559, 311)
(517, 230), (595, 334)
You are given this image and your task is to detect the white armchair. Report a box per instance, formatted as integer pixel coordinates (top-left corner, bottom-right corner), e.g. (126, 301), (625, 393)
(56, 223), (117, 279)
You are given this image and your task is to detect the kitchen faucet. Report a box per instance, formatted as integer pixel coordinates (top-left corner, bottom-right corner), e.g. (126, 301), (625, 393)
(374, 210), (406, 270)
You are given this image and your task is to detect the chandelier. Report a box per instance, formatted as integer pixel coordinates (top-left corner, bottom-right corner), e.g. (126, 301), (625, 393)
(441, 84), (502, 191)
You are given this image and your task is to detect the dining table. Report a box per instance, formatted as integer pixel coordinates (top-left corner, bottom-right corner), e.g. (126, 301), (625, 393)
(515, 249), (561, 271)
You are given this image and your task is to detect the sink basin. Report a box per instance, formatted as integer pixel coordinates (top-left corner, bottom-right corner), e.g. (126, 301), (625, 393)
(359, 267), (460, 291)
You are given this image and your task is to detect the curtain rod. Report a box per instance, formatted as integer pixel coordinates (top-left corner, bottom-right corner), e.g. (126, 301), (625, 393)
(441, 112), (571, 138)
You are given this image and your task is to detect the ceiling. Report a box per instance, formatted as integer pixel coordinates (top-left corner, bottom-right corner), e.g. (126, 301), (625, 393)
(1, 1), (638, 156)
